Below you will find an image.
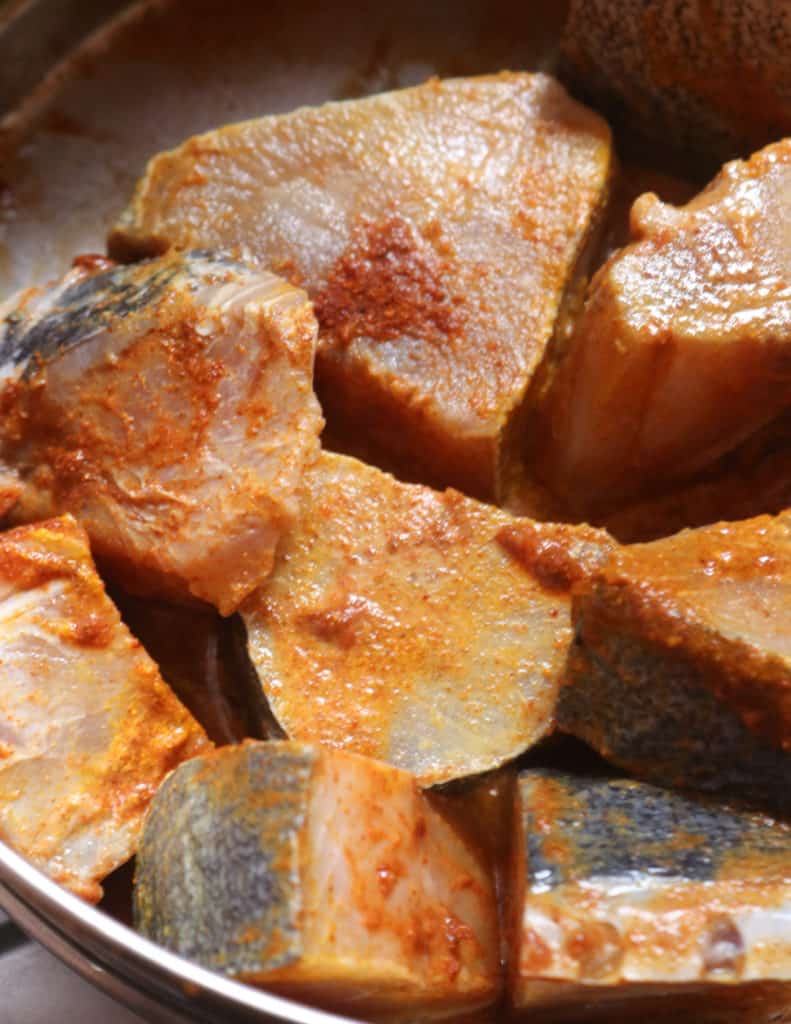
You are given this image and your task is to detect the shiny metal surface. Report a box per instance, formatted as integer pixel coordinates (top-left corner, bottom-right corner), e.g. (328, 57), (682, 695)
(0, 840), (358, 1024)
(0, 939), (146, 1023)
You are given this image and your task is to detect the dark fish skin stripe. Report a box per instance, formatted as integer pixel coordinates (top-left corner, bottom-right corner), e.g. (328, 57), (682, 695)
(134, 744), (315, 976)
(520, 770), (791, 893)
(557, 627), (791, 817)
(0, 250), (242, 377)
(0, 262), (180, 375)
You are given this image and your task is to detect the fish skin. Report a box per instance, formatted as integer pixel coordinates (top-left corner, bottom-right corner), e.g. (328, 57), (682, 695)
(134, 740), (500, 1018)
(537, 138), (791, 519)
(0, 251), (323, 614)
(0, 515), (210, 902)
(561, 0), (791, 167)
(136, 742), (312, 976)
(559, 512), (791, 815)
(509, 770), (791, 1018)
(108, 72), (612, 501)
(0, 255), (182, 377)
(241, 451), (613, 787)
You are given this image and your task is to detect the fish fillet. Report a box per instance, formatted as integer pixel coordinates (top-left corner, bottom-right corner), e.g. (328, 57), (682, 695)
(509, 770), (791, 1020)
(538, 139), (791, 518)
(559, 512), (791, 814)
(242, 451), (613, 786)
(561, 0), (791, 165)
(0, 251), (323, 614)
(134, 740), (500, 1018)
(108, 73), (613, 500)
(0, 515), (210, 901)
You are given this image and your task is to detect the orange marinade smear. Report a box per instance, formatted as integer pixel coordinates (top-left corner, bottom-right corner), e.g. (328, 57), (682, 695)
(109, 72), (613, 500)
(243, 451), (613, 785)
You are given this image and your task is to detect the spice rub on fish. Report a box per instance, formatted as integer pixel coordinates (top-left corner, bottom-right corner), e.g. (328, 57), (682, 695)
(0, 516), (210, 902)
(134, 741), (500, 1018)
(242, 452), (613, 787)
(538, 138), (791, 519)
(508, 770), (791, 1020)
(0, 250), (323, 614)
(109, 73), (613, 501)
(559, 512), (791, 815)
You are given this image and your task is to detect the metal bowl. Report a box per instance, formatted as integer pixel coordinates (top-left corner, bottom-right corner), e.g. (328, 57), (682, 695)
(0, 838), (358, 1023)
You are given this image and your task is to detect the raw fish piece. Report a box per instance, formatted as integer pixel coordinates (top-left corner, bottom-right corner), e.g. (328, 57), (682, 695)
(242, 452), (613, 786)
(560, 512), (791, 814)
(509, 770), (791, 1020)
(134, 740), (500, 1018)
(0, 250), (323, 613)
(0, 516), (210, 901)
(109, 73), (612, 500)
(561, 0), (791, 166)
(538, 139), (791, 518)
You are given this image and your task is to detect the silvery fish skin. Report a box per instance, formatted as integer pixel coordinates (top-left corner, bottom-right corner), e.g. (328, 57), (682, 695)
(559, 512), (791, 815)
(134, 741), (500, 1019)
(0, 251), (323, 614)
(241, 451), (613, 787)
(509, 770), (791, 1020)
(0, 515), (210, 902)
(108, 73), (613, 501)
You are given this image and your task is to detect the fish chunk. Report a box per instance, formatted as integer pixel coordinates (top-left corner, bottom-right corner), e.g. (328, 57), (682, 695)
(561, 0), (791, 166)
(134, 741), (500, 1017)
(242, 451), (613, 787)
(509, 770), (791, 1020)
(559, 513), (791, 814)
(108, 73), (613, 500)
(0, 250), (323, 614)
(538, 139), (791, 518)
(0, 515), (210, 901)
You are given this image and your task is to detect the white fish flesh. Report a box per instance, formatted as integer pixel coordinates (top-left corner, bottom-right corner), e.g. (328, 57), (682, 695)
(0, 250), (323, 614)
(242, 451), (613, 786)
(108, 73), (613, 501)
(0, 515), (210, 901)
(134, 740), (500, 1018)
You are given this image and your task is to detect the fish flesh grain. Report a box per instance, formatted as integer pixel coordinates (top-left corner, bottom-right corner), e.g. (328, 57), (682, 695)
(108, 73), (613, 501)
(242, 451), (613, 787)
(0, 250), (323, 614)
(537, 138), (791, 519)
(559, 512), (791, 815)
(0, 515), (210, 902)
(134, 740), (500, 1019)
(508, 770), (791, 1021)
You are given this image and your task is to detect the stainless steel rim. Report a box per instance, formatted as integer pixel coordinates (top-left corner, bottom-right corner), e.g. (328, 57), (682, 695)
(0, 838), (363, 1024)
